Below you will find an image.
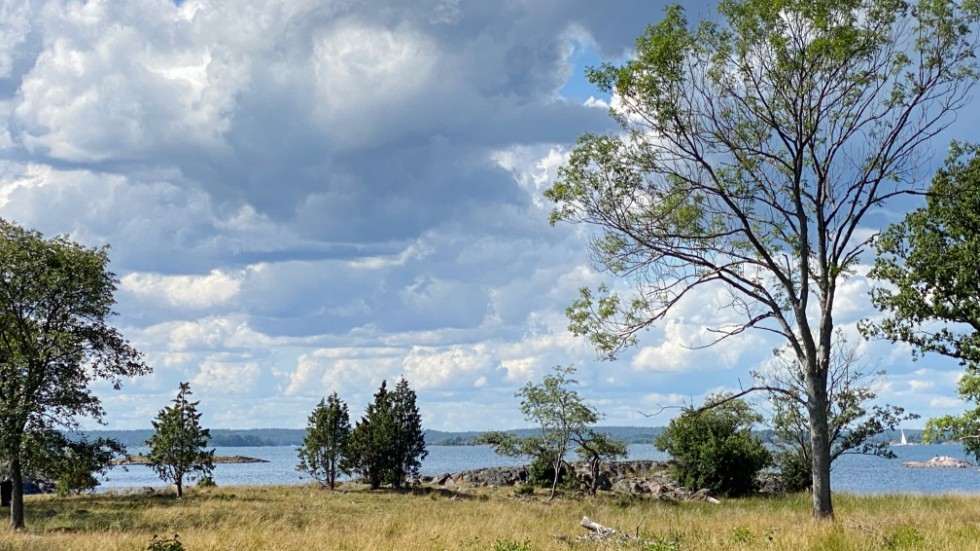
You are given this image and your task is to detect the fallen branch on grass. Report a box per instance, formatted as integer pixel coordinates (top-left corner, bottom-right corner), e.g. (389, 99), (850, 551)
(579, 516), (640, 542)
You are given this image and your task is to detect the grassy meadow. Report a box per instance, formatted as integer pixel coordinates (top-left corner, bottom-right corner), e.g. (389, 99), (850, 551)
(0, 484), (978, 551)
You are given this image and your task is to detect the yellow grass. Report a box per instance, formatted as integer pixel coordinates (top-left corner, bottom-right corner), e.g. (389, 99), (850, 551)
(0, 484), (978, 550)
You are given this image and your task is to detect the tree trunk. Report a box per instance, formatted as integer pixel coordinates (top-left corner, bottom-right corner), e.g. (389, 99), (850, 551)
(176, 478), (183, 498)
(9, 456), (24, 530)
(549, 459), (561, 500)
(807, 369), (834, 519)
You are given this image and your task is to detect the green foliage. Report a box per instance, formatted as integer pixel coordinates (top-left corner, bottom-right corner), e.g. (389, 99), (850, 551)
(0, 219), (149, 528)
(760, 333), (918, 492)
(147, 534), (185, 551)
(546, 0), (980, 518)
(20, 430), (125, 496)
(346, 379), (427, 489)
(730, 526), (754, 546)
(575, 430), (628, 495)
(643, 535), (682, 551)
(297, 392), (351, 489)
(525, 452), (568, 488)
(884, 525), (925, 551)
(867, 146), (980, 462)
(145, 382), (215, 498)
(655, 395), (771, 497)
(512, 483), (534, 497)
(54, 438), (125, 496)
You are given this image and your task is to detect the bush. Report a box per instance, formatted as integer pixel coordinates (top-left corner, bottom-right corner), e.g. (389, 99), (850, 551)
(513, 483), (534, 497)
(526, 453), (570, 488)
(655, 395), (771, 497)
(775, 449), (812, 493)
(196, 475), (217, 489)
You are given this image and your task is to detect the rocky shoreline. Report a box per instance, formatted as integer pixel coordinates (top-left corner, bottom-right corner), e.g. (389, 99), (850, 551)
(423, 459), (722, 502)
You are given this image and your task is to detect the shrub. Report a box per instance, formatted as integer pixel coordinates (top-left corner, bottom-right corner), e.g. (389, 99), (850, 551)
(775, 449), (812, 493)
(655, 394), (771, 497)
(513, 483), (534, 497)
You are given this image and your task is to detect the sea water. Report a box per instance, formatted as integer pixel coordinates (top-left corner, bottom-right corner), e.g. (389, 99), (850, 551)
(98, 443), (979, 494)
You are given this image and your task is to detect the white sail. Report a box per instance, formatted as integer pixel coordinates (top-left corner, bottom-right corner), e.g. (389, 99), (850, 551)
(900, 429), (908, 446)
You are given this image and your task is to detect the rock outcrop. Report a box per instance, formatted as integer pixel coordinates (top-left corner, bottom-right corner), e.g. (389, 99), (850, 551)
(436, 459), (720, 503)
(903, 455), (974, 468)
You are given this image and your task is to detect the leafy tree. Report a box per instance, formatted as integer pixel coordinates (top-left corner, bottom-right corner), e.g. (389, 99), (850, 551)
(574, 430), (628, 495)
(0, 219), (149, 528)
(545, 0), (980, 517)
(297, 392), (351, 489)
(146, 382), (215, 498)
(480, 365), (625, 499)
(759, 332), (918, 491)
(20, 430), (126, 496)
(865, 145), (980, 459)
(655, 395), (771, 497)
(347, 379), (427, 489)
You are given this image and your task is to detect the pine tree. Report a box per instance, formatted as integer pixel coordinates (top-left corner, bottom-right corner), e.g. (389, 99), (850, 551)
(145, 382), (215, 497)
(297, 392), (351, 489)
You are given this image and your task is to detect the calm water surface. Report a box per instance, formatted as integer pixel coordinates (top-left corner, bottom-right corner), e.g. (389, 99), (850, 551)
(99, 443), (980, 494)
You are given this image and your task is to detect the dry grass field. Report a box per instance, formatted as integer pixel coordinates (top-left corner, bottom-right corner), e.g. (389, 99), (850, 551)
(0, 484), (977, 551)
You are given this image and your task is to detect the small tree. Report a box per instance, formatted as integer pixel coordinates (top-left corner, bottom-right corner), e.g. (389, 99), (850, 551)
(20, 430), (125, 496)
(347, 379), (427, 489)
(759, 333), (918, 491)
(480, 365), (625, 499)
(865, 145), (980, 461)
(146, 382), (215, 498)
(574, 430), (628, 495)
(297, 392), (351, 489)
(655, 395), (770, 497)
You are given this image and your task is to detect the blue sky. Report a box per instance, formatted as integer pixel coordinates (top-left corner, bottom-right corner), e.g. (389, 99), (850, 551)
(0, 0), (970, 431)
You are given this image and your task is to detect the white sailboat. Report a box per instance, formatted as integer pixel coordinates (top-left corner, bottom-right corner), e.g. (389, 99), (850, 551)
(900, 429), (908, 446)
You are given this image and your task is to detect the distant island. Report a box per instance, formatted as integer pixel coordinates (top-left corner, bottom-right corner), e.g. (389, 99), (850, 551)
(114, 454), (269, 465)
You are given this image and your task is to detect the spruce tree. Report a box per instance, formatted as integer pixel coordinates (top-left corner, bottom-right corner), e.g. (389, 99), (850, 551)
(145, 382), (215, 497)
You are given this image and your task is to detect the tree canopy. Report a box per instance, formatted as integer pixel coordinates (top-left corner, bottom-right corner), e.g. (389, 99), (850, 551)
(866, 145), (980, 459)
(0, 219), (148, 528)
(545, 0), (980, 518)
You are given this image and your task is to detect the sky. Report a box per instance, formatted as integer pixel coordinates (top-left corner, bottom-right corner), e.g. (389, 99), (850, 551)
(0, 0), (973, 431)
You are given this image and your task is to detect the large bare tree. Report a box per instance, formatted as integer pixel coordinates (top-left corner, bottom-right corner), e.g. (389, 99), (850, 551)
(545, 0), (980, 518)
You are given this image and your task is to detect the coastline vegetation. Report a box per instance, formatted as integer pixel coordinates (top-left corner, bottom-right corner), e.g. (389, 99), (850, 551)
(0, 484), (977, 550)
